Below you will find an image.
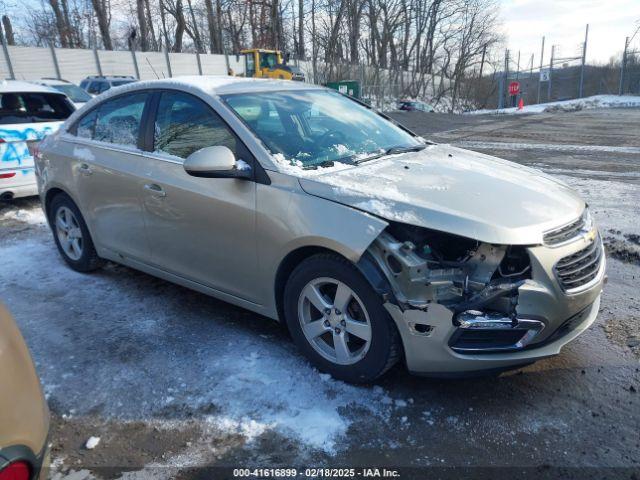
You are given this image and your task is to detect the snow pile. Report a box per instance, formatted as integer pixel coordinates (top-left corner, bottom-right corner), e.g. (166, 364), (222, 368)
(467, 94), (640, 115)
(270, 152), (353, 177)
(0, 204), (47, 226)
(84, 436), (101, 450)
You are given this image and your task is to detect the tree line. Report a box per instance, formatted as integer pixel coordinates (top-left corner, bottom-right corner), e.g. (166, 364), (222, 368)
(1, 0), (502, 108)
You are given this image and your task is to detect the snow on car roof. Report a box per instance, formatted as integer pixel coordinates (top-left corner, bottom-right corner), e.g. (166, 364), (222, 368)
(133, 75), (323, 95)
(0, 80), (62, 94)
(85, 75), (321, 98)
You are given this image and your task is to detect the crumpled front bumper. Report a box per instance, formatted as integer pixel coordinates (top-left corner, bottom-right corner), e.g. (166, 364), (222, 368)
(384, 235), (606, 376)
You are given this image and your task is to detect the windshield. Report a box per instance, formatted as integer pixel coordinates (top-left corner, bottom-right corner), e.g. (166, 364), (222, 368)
(0, 91), (74, 124)
(223, 90), (422, 169)
(52, 84), (92, 103)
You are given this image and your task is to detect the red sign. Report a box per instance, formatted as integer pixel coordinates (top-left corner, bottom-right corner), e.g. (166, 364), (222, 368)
(509, 81), (520, 96)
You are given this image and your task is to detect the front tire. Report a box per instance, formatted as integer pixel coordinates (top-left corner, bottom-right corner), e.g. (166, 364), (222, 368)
(284, 254), (401, 383)
(49, 193), (103, 272)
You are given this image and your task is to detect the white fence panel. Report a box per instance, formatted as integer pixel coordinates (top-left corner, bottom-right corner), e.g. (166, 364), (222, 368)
(55, 48), (100, 83)
(168, 52), (200, 76)
(97, 50), (137, 78)
(1, 46), (56, 81)
(136, 51), (170, 80)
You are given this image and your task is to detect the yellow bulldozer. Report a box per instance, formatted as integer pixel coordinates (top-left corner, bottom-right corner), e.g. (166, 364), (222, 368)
(238, 49), (305, 81)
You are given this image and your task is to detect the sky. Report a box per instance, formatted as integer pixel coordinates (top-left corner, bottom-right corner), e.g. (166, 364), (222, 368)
(499, 0), (640, 66)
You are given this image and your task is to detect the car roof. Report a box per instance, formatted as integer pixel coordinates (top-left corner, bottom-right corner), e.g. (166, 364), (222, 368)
(110, 75), (322, 96)
(36, 78), (73, 86)
(0, 80), (63, 94)
(83, 76), (135, 82)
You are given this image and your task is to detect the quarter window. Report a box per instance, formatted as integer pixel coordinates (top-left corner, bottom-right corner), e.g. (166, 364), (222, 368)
(154, 91), (237, 159)
(92, 93), (147, 147)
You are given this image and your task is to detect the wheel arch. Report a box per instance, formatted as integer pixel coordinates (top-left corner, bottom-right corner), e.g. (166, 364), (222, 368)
(274, 245), (344, 324)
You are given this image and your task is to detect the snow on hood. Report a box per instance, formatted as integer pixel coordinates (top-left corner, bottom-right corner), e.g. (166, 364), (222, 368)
(298, 144), (585, 245)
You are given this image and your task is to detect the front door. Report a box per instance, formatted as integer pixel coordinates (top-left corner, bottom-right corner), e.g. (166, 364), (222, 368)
(140, 90), (259, 302)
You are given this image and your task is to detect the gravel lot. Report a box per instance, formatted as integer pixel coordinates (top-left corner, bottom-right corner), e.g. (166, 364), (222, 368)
(1, 107), (639, 479)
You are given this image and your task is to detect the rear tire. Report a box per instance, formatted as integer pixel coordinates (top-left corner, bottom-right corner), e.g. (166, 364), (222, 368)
(284, 253), (401, 383)
(49, 193), (103, 272)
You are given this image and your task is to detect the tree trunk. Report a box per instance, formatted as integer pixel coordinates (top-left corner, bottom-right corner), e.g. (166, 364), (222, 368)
(144, 0), (158, 50)
(270, 0), (279, 49)
(136, 0), (149, 50)
(60, 0), (74, 47)
(48, 0), (69, 47)
(215, 0), (223, 53)
(204, 0), (218, 53)
(298, 0), (304, 59)
(173, 0), (186, 52)
(2, 16), (15, 45)
(185, 0), (203, 52)
(91, 0), (113, 50)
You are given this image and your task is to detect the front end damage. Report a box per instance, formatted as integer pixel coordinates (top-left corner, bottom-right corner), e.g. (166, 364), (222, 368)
(359, 218), (606, 375)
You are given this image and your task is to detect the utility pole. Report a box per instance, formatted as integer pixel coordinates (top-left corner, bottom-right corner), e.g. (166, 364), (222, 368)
(579, 24), (589, 98)
(0, 20), (15, 79)
(498, 49), (509, 109)
(515, 50), (521, 81)
(548, 45), (555, 102)
(537, 36), (545, 104)
(619, 36), (629, 95)
(478, 43), (487, 79)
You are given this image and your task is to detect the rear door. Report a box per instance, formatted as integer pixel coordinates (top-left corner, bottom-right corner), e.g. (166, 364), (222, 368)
(138, 90), (259, 301)
(67, 91), (152, 261)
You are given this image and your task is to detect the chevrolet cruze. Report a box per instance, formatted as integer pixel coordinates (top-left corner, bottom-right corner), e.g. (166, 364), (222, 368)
(35, 76), (605, 382)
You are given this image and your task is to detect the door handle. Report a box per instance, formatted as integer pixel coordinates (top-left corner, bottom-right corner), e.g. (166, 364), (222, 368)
(79, 163), (93, 176)
(144, 183), (166, 197)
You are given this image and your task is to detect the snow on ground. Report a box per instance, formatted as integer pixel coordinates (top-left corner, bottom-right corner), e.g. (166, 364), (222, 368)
(467, 94), (640, 115)
(0, 203), (47, 225)
(0, 212), (407, 455)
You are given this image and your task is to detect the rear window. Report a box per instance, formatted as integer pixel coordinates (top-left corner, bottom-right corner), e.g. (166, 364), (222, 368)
(53, 84), (92, 103)
(0, 91), (74, 124)
(111, 80), (135, 87)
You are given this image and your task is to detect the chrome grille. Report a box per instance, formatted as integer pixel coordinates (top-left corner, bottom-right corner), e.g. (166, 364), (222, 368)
(544, 213), (586, 246)
(554, 238), (603, 292)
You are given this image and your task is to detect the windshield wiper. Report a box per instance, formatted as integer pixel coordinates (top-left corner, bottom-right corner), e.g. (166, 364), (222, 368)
(354, 144), (427, 164)
(384, 144), (427, 155)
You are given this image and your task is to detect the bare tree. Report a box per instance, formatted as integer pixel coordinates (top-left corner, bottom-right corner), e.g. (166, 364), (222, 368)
(91, 0), (113, 49)
(2, 15), (15, 45)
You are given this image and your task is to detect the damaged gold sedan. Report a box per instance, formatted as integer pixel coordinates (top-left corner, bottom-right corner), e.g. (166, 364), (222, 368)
(35, 77), (605, 382)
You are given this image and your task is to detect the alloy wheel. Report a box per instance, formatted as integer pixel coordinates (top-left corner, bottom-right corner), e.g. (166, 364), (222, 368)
(297, 277), (372, 365)
(55, 206), (83, 261)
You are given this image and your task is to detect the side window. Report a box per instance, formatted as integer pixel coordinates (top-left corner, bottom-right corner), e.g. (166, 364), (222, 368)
(245, 54), (255, 77)
(93, 93), (148, 147)
(76, 109), (98, 139)
(99, 83), (111, 93)
(154, 91), (237, 160)
(86, 82), (100, 94)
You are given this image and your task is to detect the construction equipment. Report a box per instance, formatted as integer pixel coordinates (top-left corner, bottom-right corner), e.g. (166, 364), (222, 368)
(239, 49), (305, 81)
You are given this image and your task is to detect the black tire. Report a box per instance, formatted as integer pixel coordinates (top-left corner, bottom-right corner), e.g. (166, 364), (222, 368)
(48, 193), (103, 272)
(284, 253), (401, 383)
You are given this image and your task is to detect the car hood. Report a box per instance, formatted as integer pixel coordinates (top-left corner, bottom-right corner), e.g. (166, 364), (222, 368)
(298, 144), (585, 245)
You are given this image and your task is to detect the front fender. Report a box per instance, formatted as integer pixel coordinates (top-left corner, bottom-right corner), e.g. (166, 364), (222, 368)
(256, 172), (388, 317)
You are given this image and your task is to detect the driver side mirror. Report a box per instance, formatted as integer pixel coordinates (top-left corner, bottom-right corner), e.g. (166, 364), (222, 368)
(183, 146), (252, 179)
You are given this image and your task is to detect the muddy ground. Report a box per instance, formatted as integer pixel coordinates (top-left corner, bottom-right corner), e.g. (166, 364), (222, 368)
(1, 108), (639, 479)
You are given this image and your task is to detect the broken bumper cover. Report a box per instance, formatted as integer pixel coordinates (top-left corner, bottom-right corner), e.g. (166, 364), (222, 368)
(385, 295), (600, 375)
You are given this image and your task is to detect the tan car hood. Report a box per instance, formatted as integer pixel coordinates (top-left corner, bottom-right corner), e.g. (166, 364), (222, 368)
(298, 144), (584, 245)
